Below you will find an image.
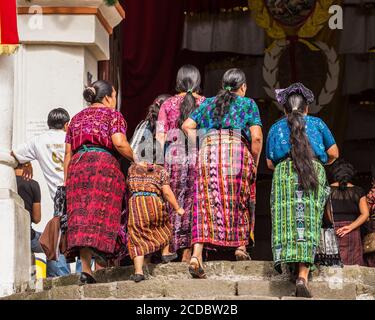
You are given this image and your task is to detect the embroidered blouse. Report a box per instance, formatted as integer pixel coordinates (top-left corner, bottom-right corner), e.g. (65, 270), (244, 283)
(266, 115), (336, 165)
(65, 106), (127, 152)
(189, 95), (262, 142)
(157, 94), (206, 134)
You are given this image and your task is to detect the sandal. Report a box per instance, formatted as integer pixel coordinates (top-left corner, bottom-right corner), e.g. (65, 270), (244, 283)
(295, 277), (312, 298)
(188, 256), (206, 279)
(235, 248), (251, 261)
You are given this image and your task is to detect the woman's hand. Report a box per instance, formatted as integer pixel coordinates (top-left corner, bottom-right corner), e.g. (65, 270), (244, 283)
(336, 225), (353, 237)
(176, 207), (185, 216)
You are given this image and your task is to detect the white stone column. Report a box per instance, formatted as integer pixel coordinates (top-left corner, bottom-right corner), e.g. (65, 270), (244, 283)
(0, 54), (31, 297)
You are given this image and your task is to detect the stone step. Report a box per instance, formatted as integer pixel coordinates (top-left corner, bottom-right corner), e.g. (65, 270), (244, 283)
(40, 260), (375, 289)
(2, 261), (375, 300)
(2, 278), (370, 300)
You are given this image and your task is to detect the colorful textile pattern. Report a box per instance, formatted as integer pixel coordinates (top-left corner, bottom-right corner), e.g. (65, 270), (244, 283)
(157, 94), (205, 252)
(157, 94), (205, 133)
(66, 152), (125, 259)
(66, 106), (127, 152)
(191, 130), (256, 248)
(334, 221), (365, 266)
(189, 96), (262, 143)
(127, 164), (172, 259)
(271, 159), (330, 273)
(165, 154), (197, 252)
(266, 115), (336, 165)
(111, 208), (129, 262)
(275, 82), (314, 105)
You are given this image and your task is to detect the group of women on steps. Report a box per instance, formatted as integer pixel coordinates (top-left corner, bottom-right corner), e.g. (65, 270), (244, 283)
(62, 65), (373, 298)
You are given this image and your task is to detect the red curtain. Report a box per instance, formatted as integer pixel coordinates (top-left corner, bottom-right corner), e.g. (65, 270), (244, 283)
(0, 0), (19, 54)
(120, 0), (185, 135)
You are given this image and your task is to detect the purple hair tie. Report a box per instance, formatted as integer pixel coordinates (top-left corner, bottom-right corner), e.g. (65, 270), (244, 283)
(275, 82), (315, 105)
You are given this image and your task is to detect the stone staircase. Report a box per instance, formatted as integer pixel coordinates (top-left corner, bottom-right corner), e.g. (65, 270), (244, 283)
(2, 261), (375, 300)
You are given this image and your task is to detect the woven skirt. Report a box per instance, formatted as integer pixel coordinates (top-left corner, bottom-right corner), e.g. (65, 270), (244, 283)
(164, 152), (197, 253)
(271, 159), (330, 273)
(335, 221), (365, 266)
(127, 195), (172, 259)
(66, 151), (125, 259)
(191, 130), (256, 248)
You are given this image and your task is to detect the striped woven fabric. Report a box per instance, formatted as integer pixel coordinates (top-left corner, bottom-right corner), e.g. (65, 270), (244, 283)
(271, 159), (330, 273)
(191, 130), (256, 248)
(127, 164), (172, 259)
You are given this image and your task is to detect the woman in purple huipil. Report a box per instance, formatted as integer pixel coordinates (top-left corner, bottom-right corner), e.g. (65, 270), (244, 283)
(156, 65), (205, 262)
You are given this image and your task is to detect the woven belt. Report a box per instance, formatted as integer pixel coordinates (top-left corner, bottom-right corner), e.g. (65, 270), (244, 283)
(75, 145), (113, 163)
(132, 191), (158, 197)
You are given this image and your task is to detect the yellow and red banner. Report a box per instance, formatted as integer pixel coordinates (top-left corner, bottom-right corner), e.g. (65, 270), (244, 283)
(0, 0), (19, 55)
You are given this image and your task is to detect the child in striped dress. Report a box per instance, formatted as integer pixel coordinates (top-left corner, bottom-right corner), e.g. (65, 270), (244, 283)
(127, 162), (184, 282)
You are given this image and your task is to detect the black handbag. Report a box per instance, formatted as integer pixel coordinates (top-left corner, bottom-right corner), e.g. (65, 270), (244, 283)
(315, 196), (343, 267)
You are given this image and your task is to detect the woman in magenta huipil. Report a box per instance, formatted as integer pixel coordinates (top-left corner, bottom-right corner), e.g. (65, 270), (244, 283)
(64, 80), (134, 285)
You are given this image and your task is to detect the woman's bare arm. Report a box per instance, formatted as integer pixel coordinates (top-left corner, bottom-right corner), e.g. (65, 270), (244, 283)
(162, 185), (184, 215)
(249, 125), (263, 167)
(112, 133), (134, 162)
(63, 143), (72, 185)
(156, 132), (167, 153)
(326, 144), (339, 165)
(182, 118), (197, 143)
(337, 196), (370, 237)
(267, 159), (275, 171)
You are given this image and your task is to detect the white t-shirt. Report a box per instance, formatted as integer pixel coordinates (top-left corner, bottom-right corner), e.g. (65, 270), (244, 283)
(14, 129), (66, 200)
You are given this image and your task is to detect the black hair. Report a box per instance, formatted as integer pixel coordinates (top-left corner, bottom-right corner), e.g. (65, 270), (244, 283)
(371, 164), (375, 183)
(83, 80), (114, 104)
(284, 93), (318, 191)
(213, 68), (246, 124)
(47, 108), (70, 129)
(175, 65), (201, 127)
(330, 158), (356, 190)
(145, 94), (171, 135)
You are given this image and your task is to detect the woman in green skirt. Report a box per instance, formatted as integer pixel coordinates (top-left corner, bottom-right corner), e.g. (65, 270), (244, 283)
(266, 83), (339, 298)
